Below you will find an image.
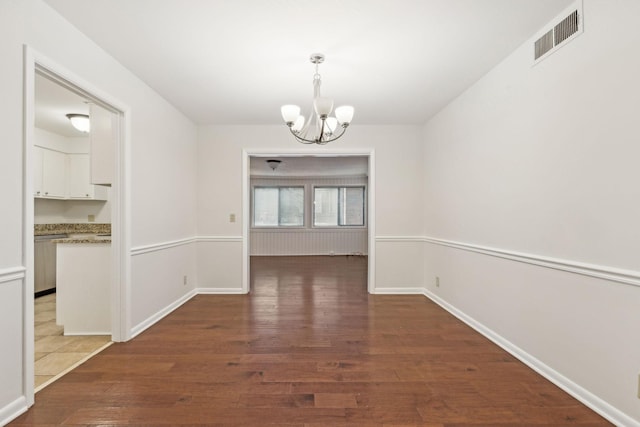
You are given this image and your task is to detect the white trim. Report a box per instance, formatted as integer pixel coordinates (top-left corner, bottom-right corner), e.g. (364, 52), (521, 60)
(376, 236), (425, 243)
(197, 236), (243, 243)
(63, 331), (112, 336)
(0, 266), (26, 284)
(25, 45), (133, 347)
(0, 396), (28, 427)
(243, 148), (376, 294)
(196, 287), (246, 295)
(130, 290), (197, 339)
(372, 287), (424, 295)
(130, 236), (242, 256)
(367, 151), (375, 294)
(423, 236), (640, 288)
(422, 288), (640, 427)
(131, 237), (197, 256)
(22, 45), (36, 408)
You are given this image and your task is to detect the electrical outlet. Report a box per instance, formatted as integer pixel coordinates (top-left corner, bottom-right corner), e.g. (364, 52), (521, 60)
(88, 214), (95, 222)
(229, 213), (236, 223)
(436, 276), (440, 287)
(183, 275), (188, 286)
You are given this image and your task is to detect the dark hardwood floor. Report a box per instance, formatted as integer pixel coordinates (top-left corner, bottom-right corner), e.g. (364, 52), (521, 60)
(11, 255), (611, 426)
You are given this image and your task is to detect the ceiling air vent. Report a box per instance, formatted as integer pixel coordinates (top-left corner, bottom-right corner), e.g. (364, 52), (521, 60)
(533, 1), (583, 64)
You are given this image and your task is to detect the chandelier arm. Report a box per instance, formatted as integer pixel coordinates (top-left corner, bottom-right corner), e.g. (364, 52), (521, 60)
(289, 124), (348, 145)
(289, 127), (320, 144)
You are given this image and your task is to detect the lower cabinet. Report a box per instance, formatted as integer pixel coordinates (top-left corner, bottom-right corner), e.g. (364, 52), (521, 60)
(56, 242), (111, 335)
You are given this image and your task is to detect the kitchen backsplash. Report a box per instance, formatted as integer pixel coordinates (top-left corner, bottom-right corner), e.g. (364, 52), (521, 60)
(34, 223), (111, 236)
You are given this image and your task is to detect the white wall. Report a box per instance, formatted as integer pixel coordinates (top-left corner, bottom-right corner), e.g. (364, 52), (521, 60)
(197, 125), (424, 290)
(422, 1), (640, 424)
(0, 1), (198, 423)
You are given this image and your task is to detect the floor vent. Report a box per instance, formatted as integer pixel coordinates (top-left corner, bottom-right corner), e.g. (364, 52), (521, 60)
(533, 1), (583, 63)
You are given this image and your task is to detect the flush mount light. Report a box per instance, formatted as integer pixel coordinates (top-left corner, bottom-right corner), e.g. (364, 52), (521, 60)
(66, 113), (90, 133)
(266, 159), (281, 170)
(281, 53), (354, 145)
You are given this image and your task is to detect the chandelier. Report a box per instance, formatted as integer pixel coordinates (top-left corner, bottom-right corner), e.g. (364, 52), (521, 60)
(281, 53), (354, 145)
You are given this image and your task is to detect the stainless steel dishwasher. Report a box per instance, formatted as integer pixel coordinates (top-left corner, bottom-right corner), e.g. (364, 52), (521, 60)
(34, 234), (65, 297)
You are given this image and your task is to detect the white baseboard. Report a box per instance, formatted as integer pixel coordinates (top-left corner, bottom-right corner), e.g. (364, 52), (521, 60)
(0, 396), (28, 427)
(373, 287), (424, 295)
(422, 288), (640, 427)
(196, 287), (246, 295)
(130, 289), (197, 339)
(63, 331), (111, 336)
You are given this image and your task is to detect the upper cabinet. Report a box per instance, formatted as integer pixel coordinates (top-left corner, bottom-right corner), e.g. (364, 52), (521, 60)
(68, 154), (108, 200)
(90, 104), (116, 186)
(33, 147), (66, 199)
(34, 146), (108, 201)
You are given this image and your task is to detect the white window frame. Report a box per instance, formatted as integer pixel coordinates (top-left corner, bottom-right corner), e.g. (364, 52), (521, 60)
(252, 185), (305, 228)
(312, 185), (367, 228)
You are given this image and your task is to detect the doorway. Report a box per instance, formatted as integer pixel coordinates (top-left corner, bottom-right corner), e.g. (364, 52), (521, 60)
(23, 47), (131, 405)
(242, 150), (376, 294)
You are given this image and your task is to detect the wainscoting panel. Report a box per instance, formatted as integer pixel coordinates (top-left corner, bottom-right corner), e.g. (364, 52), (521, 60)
(251, 228), (367, 256)
(0, 273), (27, 425)
(197, 237), (243, 290)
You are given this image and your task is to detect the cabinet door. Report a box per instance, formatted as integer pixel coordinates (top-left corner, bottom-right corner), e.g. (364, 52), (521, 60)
(33, 146), (44, 197)
(68, 154), (108, 201)
(41, 148), (67, 198)
(90, 104), (116, 186)
(68, 154), (92, 198)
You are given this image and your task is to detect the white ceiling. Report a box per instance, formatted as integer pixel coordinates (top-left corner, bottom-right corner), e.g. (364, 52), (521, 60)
(43, 0), (572, 126)
(35, 73), (91, 137)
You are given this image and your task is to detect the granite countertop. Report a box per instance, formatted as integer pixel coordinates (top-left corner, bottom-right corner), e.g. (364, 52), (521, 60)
(35, 223), (111, 244)
(52, 236), (111, 244)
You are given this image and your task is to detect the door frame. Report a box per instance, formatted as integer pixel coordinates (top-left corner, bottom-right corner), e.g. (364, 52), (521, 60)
(23, 46), (132, 404)
(241, 148), (376, 294)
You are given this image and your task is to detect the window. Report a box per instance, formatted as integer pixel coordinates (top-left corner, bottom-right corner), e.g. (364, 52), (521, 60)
(314, 186), (365, 227)
(253, 187), (304, 227)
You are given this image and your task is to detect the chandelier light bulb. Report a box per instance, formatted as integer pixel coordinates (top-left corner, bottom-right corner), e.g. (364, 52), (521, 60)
(292, 116), (305, 132)
(335, 105), (354, 125)
(324, 117), (338, 133)
(313, 97), (334, 118)
(281, 105), (300, 125)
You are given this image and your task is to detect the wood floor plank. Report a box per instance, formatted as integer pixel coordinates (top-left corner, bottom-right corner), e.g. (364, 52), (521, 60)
(10, 256), (612, 426)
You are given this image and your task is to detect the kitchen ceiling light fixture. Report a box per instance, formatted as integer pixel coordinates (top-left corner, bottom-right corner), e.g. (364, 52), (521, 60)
(281, 53), (354, 145)
(66, 113), (90, 133)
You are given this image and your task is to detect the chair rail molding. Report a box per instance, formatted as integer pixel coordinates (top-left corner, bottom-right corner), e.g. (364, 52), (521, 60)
(423, 236), (640, 288)
(0, 266), (26, 285)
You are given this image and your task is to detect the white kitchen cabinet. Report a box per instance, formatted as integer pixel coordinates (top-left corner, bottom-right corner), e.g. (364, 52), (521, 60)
(67, 154), (108, 200)
(33, 145), (44, 197)
(90, 104), (116, 186)
(40, 147), (67, 199)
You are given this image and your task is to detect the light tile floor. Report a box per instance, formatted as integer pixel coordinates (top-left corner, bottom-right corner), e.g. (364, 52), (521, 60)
(34, 293), (111, 390)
